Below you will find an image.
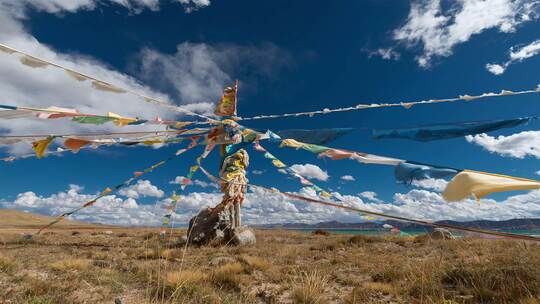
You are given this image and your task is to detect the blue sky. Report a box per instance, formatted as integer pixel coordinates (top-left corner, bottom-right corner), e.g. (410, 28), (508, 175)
(0, 0), (540, 226)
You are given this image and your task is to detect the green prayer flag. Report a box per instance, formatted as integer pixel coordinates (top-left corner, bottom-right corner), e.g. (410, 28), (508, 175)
(72, 116), (115, 124)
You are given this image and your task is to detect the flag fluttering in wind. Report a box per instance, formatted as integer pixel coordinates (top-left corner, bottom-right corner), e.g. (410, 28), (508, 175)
(214, 81), (238, 117)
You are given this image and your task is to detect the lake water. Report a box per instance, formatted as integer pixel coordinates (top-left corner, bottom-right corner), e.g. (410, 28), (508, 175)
(291, 228), (540, 237)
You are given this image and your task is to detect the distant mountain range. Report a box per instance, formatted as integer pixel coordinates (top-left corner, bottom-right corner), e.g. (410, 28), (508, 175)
(257, 219), (540, 230)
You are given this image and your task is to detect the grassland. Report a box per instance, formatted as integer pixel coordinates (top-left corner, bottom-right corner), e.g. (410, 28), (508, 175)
(1, 221), (540, 304)
(0, 210), (102, 229)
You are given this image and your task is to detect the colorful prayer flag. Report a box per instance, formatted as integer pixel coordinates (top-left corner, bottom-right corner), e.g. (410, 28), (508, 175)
(32, 136), (55, 158)
(214, 82), (238, 116)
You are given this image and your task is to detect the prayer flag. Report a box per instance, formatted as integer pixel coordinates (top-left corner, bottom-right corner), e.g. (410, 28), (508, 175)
(395, 161), (460, 183)
(443, 170), (540, 201)
(372, 118), (531, 142)
(32, 136), (55, 158)
(64, 138), (91, 153)
(214, 82), (238, 116)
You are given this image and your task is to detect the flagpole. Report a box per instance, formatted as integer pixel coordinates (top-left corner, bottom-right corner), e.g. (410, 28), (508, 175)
(234, 79), (239, 118)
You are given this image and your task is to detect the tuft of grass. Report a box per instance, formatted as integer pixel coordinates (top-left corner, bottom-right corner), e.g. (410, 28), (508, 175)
(24, 296), (55, 304)
(139, 249), (160, 259)
(441, 258), (540, 302)
(23, 277), (62, 300)
(160, 248), (181, 261)
(211, 262), (245, 290)
(0, 254), (20, 274)
(49, 259), (91, 271)
(292, 270), (328, 304)
(164, 269), (207, 288)
(311, 229), (330, 236)
(347, 235), (380, 245)
(371, 262), (404, 283)
(240, 256), (270, 272)
(345, 282), (394, 303)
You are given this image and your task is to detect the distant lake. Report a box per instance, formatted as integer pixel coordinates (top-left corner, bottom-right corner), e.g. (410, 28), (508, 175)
(291, 228), (540, 238)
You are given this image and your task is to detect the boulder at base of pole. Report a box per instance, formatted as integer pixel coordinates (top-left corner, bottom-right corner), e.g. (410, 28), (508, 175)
(186, 206), (256, 246)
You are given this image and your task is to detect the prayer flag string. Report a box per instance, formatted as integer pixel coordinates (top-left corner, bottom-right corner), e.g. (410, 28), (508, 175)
(252, 141), (377, 220)
(238, 86), (540, 121)
(36, 137), (200, 234)
(0, 43), (215, 122)
(159, 143), (216, 236)
(196, 164), (540, 242)
(277, 136), (540, 201)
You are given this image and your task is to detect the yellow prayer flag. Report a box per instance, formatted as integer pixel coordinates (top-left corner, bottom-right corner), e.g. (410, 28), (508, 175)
(107, 112), (137, 126)
(32, 136), (55, 158)
(173, 121), (193, 129)
(271, 159), (287, 168)
(279, 138), (305, 149)
(442, 170), (540, 202)
(214, 83), (237, 117)
(142, 138), (164, 145)
(319, 191), (332, 199)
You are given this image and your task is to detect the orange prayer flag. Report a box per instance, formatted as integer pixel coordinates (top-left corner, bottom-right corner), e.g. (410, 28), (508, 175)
(318, 149), (353, 160)
(64, 138), (91, 153)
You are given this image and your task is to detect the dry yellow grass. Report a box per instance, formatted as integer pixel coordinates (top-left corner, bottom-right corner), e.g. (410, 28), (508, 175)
(210, 261), (246, 290)
(160, 248), (182, 261)
(292, 270), (329, 304)
(0, 227), (539, 303)
(49, 258), (91, 271)
(164, 269), (207, 288)
(0, 253), (19, 274)
(240, 255), (271, 271)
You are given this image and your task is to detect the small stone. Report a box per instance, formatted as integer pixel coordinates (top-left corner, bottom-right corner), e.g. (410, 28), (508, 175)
(209, 256), (236, 267)
(430, 228), (455, 240)
(169, 235), (188, 248)
(415, 228), (455, 242)
(229, 228), (256, 246)
(93, 260), (110, 268)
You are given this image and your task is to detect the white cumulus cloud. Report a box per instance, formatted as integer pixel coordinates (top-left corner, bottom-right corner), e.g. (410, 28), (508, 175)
(486, 39), (540, 75)
(394, 0), (539, 67)
(466, 131), (540, 159)
(290, 163), (329, 181)
(3, 183), (540, 226)
(340, 175), (355, 182)
(411, 178), (448, 192)
(367, 48), (401, 60)
(485, 63), (507, 75)
(174, 0), (210, 12)
(358, 191), (383, 204)
(118, 180), (164, 199)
